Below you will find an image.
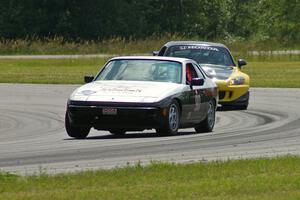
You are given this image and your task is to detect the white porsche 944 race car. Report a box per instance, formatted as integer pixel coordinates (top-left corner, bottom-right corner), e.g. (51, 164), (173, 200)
(65, 56), (218, 138)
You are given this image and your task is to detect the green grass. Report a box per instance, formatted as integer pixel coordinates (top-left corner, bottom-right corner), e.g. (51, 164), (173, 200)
(241, 54), (300, 62)
(0, 58), (300, 87)
(0, 36), (299, 56)
(0, 36), (176, 55)
(244, 61), (300, 87)
(1, 156), (300, 200)
(0, 58), (108, 84)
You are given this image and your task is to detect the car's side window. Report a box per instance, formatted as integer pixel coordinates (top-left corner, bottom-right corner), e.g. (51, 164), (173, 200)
(186, 63), (198, 84)
(158, 46), (167, 56)
(192, 63), (205, 79)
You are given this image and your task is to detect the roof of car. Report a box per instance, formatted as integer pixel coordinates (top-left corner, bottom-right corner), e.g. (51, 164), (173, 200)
(110, 56), (193, 63)
(163, 41), (227, 48)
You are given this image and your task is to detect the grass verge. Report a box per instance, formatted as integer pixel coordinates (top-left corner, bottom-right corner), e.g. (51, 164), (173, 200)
(243, 61), (300, 87)
(1, 156), (300, 200)
(0, 58), (108, 84)
(0, 58), (300, 87)
(0, 36), (300, 56)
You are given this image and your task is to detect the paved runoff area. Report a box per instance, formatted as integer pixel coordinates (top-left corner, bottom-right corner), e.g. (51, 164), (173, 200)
(0, 84), (300, 175)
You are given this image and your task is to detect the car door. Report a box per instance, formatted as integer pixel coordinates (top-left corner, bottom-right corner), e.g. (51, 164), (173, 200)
(181, 63), (207, 123)
(192, 63), (211, 120)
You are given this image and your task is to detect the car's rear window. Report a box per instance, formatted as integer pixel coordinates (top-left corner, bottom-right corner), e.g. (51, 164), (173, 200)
(96, 59), (182, 84)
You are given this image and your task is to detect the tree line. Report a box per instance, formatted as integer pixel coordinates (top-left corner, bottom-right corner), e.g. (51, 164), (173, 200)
(0, 0), (299, 43)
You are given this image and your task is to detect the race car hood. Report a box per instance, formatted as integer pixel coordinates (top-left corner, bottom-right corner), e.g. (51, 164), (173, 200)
(201, 64), (233, 80)
(70, 80), (184, 103)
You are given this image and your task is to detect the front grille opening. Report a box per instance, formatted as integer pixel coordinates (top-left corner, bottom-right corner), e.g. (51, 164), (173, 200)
(219, 91), (225, 100)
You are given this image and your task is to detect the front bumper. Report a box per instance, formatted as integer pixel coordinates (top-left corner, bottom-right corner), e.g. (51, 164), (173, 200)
(215, 80), (249, 103)
(219, 91), (249, 106)
(67, 101), (165, 131)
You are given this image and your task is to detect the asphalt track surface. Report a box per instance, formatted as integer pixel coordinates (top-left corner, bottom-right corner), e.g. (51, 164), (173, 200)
(0, 84), (300, 175)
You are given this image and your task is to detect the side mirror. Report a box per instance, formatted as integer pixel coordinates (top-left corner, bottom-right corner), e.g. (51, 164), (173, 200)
(84, 75), (94, 83)
(152, 51), (159, 56)
(238, 59), (247, 68)
(191, 78), (205, 87)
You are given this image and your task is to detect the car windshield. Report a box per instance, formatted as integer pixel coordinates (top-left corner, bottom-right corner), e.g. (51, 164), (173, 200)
(95, 59), (182, 84)
(164, 45), (235, 67)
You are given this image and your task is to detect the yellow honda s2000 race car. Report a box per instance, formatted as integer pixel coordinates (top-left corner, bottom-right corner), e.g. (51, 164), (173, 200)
(154, 41), (250, 110)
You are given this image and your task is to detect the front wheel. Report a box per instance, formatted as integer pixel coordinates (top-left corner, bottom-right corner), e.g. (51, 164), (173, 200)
(156, 101), (180, 136)
(195, 100), (216, 133)
(65, 112), (90, 139)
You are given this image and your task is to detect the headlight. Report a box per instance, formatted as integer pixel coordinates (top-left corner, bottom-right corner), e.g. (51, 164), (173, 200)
(230, 77), (245, 85)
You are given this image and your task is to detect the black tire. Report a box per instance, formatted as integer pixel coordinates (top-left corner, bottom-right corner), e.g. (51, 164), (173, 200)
(195, 100), (216, 133)
(109, 129), (126, 136)
(65, 112), (90, 139)
(156, 100), (180, 136)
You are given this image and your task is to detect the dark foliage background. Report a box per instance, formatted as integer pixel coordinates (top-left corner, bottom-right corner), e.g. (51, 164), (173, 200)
(0, 0), (299, 43)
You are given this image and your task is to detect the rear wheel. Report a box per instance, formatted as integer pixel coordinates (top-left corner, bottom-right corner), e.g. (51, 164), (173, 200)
(156, 101), (180, 136)
(195, 100), (216, 133)
(65, 112), (90, 139)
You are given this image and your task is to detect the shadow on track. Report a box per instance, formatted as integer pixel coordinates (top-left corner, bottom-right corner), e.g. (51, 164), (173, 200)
(64, 131), (200, 140)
